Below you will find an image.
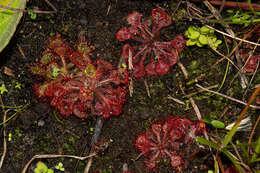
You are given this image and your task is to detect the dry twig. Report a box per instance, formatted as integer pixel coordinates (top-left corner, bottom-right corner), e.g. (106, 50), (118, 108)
(21, 153), (96, 173)
(205, 25), (260, 47)
(196, 84), (260, 109)
(0, 97), (7, 170)
(144, 79), (151, 98)
(167, 95), (185, 105)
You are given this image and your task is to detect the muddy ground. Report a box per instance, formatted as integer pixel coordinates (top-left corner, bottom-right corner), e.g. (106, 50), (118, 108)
(0, 0), (259, 173)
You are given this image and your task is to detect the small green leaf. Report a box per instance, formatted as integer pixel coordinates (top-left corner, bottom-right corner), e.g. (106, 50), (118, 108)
(209, 36), (217, 42)
(232, 18), (241, 22)
(186, 39), (196, 46)
(47, 169), (54, 173)
(15, 82), (21, 90)
(198, 35), (208, 45)
(241, 14), (250, 20)
(51, 65), (60, 78)
(188, 26), (198, 33)
(211, 120), (225, 129)
(200, 26), (211, 34)
(35, 161), (48, 173)
(184, 30), (191, 38)
(209, 28), (214, 35)
(189, 30), (200, 40)
(121, 63), (127, 69)
(196, 41), (203, 47)
(215, 39), (222, 45)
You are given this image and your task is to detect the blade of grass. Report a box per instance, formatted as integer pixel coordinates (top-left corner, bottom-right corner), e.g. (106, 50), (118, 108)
(217, 36), (230, 92)
(196, 136), (242, 173)
(248, 0), (256, 16)
(221, 85), (260, 148)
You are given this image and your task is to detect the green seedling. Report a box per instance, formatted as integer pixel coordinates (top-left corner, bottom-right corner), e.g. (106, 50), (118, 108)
(51, 65), (60, 78)
(0, 0), (27, 52)
(34, 161), (54, 173)
(185, 26), (222, 50)
(89, 127), (94, 132)
(28, 9), (37, 20)
(0, 83), (8, 94)
(55, 162), (65, 171)
(8, 132), (12, 141)
(15, 81), (22, 90)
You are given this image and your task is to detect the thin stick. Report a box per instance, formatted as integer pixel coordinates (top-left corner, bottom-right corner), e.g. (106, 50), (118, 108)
(21, 153), (96, 173)
(189, 97), (202, 120)
(144, 79), (151, 98)
(167, 95), (185, 105)
(0, 97), (7, 170)
(177, 61), (188, 78)
(196, 84), (260, 109)
(205, 25), (260, 47)
(184, 84), (218, 98)
(129, 77), (134, 97)
(84, 116), (103, 173)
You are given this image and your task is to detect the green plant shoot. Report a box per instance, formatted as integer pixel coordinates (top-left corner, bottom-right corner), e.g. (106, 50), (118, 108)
(0, 83), (8, 94)
(34, 161), (54, 173)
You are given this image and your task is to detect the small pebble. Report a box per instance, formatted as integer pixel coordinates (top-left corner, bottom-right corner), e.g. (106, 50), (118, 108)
(37, 120), (45, 127)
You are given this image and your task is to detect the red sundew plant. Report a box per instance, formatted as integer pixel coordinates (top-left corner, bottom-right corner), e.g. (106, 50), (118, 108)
(31, 34), (128, 119)
(116, 8), (186, 79)
(135, 116), (206, 171)
(239, 49), (260, 73)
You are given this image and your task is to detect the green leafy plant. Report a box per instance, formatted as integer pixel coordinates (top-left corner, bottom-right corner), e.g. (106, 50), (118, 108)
(55, 162), (65, 171)
(34, 161), (54, 173)
(185, 26), (222, 50)
(0, 83), (8, 94)
(0, 0), (27, 52)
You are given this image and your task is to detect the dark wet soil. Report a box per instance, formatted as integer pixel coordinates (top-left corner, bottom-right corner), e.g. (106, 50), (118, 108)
(0, 0), (259, 173)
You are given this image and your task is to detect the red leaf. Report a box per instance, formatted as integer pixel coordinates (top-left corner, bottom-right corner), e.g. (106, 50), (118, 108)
(145, 60), (157, 76)
(126, 11), (142, 27)
(155, 58), (170, 75)
(171, 34), (186, 52)
(116, 27), (131, 42)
